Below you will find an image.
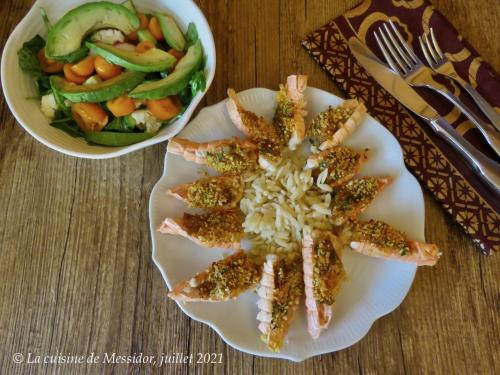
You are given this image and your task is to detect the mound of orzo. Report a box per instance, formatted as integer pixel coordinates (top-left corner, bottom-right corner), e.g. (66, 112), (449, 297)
(240, 150), (334, 252)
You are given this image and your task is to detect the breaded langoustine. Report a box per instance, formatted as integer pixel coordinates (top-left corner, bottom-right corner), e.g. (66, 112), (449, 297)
(302, 231), (346, 339)
(168, 251), (262, 302)
(158, 209), (245, 249)
(341, 220), (441, 266)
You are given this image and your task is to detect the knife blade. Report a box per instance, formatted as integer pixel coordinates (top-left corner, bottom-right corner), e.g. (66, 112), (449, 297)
(348, 37), (500, 192)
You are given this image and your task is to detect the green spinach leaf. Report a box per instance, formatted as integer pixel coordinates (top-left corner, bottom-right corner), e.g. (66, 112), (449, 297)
(185, 22), (198, 46)
(105, 116), (136, 133)
(190, 70), (206, 97)
(36, 76), (52, 96)
(17, 35), (51, 96)
(50, 118), (83, 138)
(178, 86), (192, 105)
(50, 78), (71, 116)
(18, 35), (45, 76)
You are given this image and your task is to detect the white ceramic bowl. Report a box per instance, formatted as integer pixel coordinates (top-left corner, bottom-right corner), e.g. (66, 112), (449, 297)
(1, 0), (216, 159)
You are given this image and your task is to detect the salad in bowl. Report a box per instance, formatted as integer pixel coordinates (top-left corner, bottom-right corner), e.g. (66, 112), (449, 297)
(3, 0), (215, 156)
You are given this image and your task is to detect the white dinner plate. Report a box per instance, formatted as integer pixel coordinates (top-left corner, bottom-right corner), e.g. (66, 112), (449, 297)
(149, 87), (424, 361)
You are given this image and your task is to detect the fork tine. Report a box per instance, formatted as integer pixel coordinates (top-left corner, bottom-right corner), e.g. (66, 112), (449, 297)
(378, 26), (409, 74)
(388, 19), (419, 64)
(374, 30), (404, 75)
(423, 32), (440, 64)
(429, 28), (444, 61)
(382, 23), (413, 68)
(419, 35), (436, 67)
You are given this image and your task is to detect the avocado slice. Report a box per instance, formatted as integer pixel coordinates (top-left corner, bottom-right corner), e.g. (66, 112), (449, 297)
(137, 29), (157, 45)
(129, 40), (203, 100)
(155, 13), (186, 51)
(59, 46), (91, 63)
(121, 0), (137, 14)
(45, 2), (140, 61)
(87, 42), (175, 72)
(85, 131), (154, 146)
(50, 71), (145, 103)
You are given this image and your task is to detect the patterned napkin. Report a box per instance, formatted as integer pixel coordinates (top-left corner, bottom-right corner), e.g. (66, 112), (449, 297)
(302, 0), (499, 254)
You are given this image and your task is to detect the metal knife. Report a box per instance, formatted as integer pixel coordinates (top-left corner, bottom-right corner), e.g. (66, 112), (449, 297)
(348, 37), (500, 193)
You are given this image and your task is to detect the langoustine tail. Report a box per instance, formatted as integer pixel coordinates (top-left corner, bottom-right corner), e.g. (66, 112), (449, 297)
(408, 241), (441, 266)
(168, 137), (208, 164)
(286, 74), (308, 107)
(158, 217), (186, 235)
(168, 272), (209, 302)
(226, 88), (250, 136)
(256, 254), (277, 337)
(166, 183), (189, 202)
(286, 75), (308, 150)
(350, 241), (441, 266)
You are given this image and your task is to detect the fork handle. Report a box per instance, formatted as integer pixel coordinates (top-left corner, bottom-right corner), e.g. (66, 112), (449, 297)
(429, 117), (500, 192)
(461, 83), (500, 132)
(427, 86), (500, 157)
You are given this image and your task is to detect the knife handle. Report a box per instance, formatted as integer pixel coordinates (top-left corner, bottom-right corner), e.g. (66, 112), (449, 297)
(429, 117), (500, 193)
(461, 83), (500, 132)
(427, 86), (500, 157)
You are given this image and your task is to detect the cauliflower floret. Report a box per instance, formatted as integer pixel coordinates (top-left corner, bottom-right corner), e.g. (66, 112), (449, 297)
(90, 29), (125, 45)
(131, 109), (162, 134)
(40, 93), (58, 119)
(144, 121), (162, 134)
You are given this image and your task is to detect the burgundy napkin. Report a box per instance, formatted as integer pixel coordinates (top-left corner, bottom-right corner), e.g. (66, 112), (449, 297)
(302, 0), (499, 254)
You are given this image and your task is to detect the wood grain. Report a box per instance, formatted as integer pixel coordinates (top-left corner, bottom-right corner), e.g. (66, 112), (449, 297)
(0, 0), (499, 374)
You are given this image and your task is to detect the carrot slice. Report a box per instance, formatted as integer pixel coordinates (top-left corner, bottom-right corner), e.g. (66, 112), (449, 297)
(94, 56), (122, 80)
(71, 103), (108, 132)
(135, 41), (155, 53)
(168, 48), (185, 61)
(107, 94), (136, 117)
(148, 17), (164, 41)
(147, 97), (182, 121)
(71, 56), (95, 77)
(37, 48), (64, 73)
(138, 13), (149, 29)
(63, 64), (88, 84)
(127, 31), (138, 42)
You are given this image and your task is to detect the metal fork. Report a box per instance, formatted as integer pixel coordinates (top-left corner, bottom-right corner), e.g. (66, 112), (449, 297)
(374, 20), (500, 157)
(419, 28), (500, 132)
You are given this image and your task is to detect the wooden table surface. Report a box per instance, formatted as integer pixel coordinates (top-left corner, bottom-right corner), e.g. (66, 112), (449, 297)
(1, 0), (499, 374)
